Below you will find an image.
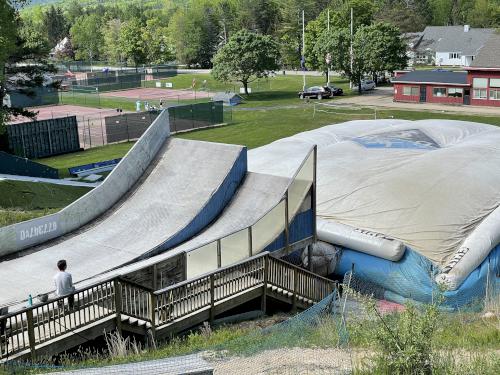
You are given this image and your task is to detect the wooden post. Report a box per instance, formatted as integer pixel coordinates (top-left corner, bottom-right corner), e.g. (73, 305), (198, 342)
(149, 292), (156, 339)
(292, 267), (298, 312)
(152, 264), (158, 290)
(113, 279), (122, 334)
(307, 245), (313, 272)
(209, 274), (215, 324)
(26, 309), (36, 361)
(261, 256), (268, 316)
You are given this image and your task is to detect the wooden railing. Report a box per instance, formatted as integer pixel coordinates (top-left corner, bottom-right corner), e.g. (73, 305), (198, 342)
(0, 253), (335, 361)
(0, 280), (115, 360)
(267, 256), (335, 304)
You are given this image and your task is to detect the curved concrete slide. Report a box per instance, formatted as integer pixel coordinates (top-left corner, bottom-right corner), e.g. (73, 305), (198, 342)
(0, 110), (172, 258)
(75, 171), (292, 288)
(0, 123), (247, 307)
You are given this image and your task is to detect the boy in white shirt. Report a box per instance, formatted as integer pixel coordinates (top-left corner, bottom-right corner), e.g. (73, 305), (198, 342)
(54, 259), (75, 310)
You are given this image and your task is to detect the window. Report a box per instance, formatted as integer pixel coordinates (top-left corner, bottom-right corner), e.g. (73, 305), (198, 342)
(403, 86), (419, 96)
(473, 89), (487, 99)
(490, 79), (500, 88)
(433, 87), (447, 97)
(448, 88), (463, 98)
(449, 53), (460, 59)
(490, 89), (500, 100)
(473, 78), (488, 88)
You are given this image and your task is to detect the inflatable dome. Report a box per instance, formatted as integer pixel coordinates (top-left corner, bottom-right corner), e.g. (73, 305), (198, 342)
(248, 119), (500, 309)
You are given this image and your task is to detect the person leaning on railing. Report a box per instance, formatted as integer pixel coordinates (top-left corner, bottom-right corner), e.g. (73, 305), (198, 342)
(54, 259), (75, 310)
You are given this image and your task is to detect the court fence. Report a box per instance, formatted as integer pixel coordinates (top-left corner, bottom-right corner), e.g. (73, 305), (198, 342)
(83, 102), (231, 148)
(4, 116), (80, 159)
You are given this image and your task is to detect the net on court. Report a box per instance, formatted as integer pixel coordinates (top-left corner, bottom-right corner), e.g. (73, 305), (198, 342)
(312, 102), (378, 119)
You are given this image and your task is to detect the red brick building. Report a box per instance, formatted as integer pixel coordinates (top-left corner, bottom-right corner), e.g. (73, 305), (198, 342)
(392, 34), (500, 107)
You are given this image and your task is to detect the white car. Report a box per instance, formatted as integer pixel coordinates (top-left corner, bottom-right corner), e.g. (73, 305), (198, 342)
(360, 80), (376, 91)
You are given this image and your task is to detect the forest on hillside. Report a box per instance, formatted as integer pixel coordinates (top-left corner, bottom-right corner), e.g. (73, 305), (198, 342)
(17, 0), (500, 69)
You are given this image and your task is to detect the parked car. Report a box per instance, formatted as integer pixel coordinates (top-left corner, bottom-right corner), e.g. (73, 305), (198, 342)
(360, 80), (376, 91)
(298, 86), (343, 100)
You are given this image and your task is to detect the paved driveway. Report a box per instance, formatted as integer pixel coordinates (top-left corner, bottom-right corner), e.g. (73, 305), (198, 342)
(335, 86), (500, 116)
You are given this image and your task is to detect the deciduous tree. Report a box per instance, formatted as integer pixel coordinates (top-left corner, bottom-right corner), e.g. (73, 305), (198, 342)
(212, 30), (280, 94)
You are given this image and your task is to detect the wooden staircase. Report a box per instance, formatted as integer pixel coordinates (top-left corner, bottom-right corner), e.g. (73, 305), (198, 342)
(0, 252), (336, 362)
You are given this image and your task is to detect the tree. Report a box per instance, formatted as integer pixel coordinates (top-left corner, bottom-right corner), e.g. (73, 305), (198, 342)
(1, 0), (58, 131)
(168, 2), (220, 68)
(103, 19), (124, 64)
(212, 30), (280, 94)
(42, 5), (67, 48)
(143, 18), (174, 65)
(313, 22), (407, 93)
(313, 28), (355, 85)
(354, 22), (408, 81)
(0, 0), (18, 132)
(70, 14), (104, 63)
(118, 19), (147, 68)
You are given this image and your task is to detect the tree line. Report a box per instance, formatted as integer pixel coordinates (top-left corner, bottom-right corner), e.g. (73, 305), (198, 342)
(20, 0), (500, 69)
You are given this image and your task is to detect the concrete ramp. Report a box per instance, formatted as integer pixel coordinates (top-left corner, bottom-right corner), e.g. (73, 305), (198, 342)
(73, 171), (291, 288)
(0, 137), (246, 307)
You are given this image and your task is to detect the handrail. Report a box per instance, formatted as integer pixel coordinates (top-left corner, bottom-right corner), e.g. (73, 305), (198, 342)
(182, 146), (316, 256)
(155, 252), (269, 295)
(0, 253), (334, 361)
(268, 256), (335, 285)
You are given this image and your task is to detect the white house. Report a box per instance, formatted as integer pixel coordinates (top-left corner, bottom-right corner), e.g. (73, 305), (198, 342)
(407, 25), (494, 67)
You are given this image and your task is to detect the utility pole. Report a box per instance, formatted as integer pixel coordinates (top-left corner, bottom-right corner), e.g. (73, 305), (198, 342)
(327, 9), (330, 86)
(350, 7), (353, 90)
(302, 10), (306, 91)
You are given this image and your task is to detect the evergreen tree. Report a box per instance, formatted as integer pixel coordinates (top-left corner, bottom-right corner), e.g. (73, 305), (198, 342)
(43, 5), (67, 47)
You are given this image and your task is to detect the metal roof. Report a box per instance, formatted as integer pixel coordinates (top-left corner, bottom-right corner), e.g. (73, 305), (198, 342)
(392, 70), (469, 85)
(470, 34), (500, 69)
(414, 26), (494, 56)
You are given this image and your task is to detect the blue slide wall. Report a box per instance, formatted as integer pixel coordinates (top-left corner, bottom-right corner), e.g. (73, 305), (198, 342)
(143, 148), (248, 259)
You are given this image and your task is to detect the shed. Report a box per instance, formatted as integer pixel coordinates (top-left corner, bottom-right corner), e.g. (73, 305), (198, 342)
(213, 92), (243, 106)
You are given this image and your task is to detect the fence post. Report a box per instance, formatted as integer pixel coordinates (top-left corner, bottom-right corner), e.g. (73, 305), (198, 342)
(87, 119), (92, 148)
(285, 192), (290, 252)
(26, 309), (36, 360)
(113, 279), (122, 334)
(292, 267), (298, 312)
(125, 114), (130, 142)
(191, 105), (195, 129)
(100, 112), (105, 146)
(209, 274), (215, 324)
(261, 256), (268, 315)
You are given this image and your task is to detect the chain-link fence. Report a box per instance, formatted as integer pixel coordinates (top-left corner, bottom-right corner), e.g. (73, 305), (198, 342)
(77, 102), (232, 149)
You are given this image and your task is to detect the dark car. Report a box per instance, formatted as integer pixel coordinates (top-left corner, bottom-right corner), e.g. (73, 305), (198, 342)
(298, 85), (343, 100)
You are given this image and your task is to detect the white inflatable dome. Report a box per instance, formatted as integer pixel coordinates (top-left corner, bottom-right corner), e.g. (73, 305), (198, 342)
(249, 120), (500, 292)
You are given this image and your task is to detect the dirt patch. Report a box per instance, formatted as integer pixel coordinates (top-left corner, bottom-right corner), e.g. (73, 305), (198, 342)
(205, 347), (358, 374)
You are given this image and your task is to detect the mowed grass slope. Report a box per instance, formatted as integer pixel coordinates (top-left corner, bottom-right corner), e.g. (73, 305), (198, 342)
(0, 180), (91, 227)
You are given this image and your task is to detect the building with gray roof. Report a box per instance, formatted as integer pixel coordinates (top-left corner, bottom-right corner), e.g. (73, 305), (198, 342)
(408, 25), (494, 67)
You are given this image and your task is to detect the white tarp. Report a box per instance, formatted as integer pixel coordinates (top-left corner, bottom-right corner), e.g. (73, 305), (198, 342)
(248, 120), (500, 278)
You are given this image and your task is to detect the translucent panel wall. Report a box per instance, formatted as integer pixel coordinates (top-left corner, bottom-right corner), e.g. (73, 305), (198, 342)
(220, 229), (250, 267)
(288, 151), (314, 221)
(186, 241), (218, 279)
(251, 200), (286, 254)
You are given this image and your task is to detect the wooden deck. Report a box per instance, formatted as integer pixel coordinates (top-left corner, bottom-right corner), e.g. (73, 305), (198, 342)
(1, 253), (336, 362)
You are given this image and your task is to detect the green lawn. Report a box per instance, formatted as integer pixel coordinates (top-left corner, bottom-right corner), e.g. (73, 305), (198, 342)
(0, 180), (91, 227)
(36, 142), (135, 177)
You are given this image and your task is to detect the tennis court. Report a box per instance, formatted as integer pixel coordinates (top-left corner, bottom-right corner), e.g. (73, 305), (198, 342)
(101, 87), (213, 102)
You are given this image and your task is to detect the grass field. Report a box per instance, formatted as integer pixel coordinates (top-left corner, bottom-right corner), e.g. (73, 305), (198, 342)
(36, 142), (135, 177)
(6, 73), (500, 226)
(0, 180), (91, 227)
(59, 73), (350, 110)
